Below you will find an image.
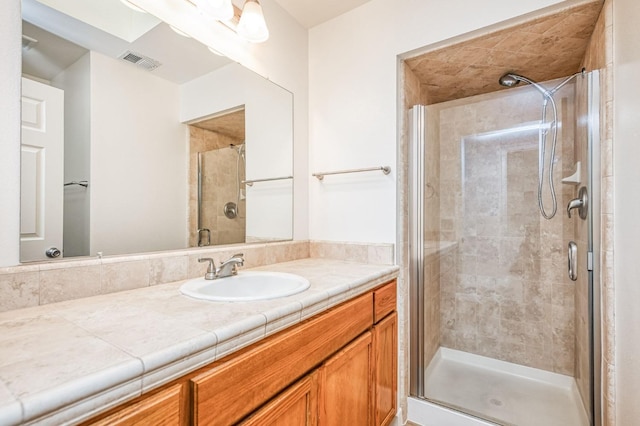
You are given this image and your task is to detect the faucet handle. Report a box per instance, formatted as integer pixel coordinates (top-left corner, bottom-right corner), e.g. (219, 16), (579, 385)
(198, 257), (217, 280)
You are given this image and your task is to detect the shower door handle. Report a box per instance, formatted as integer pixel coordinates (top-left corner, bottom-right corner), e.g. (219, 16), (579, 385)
(568, 241), (578, 281)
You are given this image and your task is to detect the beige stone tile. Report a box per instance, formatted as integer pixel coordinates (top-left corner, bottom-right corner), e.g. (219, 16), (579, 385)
(0, 271), (39, 312)
(149, 256), (189, 286)
(0, 379), (22, 425)
(367, 244), (394, 265)
(101, 260), (150, 294)
(40, 265), (102, 304)
(0, 313), (142, 417)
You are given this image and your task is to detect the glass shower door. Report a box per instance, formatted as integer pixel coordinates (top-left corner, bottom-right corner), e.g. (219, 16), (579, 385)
(409, 71), (600, 425)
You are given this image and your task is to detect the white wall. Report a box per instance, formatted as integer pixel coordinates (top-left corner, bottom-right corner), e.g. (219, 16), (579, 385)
(52, 53), (91, 257)
(613, 0), (640, 421)
(308, 0), (565, 244)
(181, 63), (293, 241)
(0, 0), (21, 267)
(89, 51), (188, 256)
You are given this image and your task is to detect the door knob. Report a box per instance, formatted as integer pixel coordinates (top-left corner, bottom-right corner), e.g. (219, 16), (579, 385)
(46, 247), (61, 258)
(567, 186), (588, 219)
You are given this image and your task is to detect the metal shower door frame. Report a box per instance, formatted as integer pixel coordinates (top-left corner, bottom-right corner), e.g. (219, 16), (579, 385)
(408, 105), (426, 398)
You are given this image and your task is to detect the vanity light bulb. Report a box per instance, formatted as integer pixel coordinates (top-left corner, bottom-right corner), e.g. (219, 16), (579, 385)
(196, 0), (234, 22)
(237, 0), (269, 43)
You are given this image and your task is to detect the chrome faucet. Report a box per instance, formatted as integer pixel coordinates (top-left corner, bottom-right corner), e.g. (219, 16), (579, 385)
(198, 253), (244, 280)
(217, 253), (244, 278)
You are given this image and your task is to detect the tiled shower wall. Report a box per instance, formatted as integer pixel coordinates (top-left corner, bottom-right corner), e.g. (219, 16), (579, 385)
(431, 84), (577, 375)
(189, 127), (246, 246)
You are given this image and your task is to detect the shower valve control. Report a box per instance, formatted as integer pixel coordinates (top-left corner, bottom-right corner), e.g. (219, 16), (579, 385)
(567, 186), (588, 219)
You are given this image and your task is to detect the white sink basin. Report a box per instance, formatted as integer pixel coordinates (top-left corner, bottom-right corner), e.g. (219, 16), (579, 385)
(180, 271), (310, 302)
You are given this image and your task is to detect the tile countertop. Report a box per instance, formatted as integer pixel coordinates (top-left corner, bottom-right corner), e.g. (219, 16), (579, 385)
(0, 258), (399, 426)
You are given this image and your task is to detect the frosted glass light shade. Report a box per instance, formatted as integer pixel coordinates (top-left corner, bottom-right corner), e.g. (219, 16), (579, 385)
(237, 0), (269, 43)
(196, 0), (234, 21)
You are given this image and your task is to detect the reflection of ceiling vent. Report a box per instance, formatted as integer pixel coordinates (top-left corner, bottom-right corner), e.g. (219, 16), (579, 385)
(119, 51), (161, 71)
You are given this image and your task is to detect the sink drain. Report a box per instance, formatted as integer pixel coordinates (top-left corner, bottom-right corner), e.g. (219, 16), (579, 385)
(489, 398), (503, 406)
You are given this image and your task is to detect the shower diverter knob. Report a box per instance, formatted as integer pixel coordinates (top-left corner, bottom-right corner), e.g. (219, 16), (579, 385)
(567, 186), (588, 220)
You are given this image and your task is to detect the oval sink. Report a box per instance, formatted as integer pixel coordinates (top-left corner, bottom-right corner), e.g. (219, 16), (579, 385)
(180, 271), (310, 302)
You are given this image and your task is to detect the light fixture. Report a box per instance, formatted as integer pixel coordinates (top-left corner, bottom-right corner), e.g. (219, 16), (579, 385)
(237, 0), (269, 43)
(120, 0), (146, 13)
(195, 0), (234, 22)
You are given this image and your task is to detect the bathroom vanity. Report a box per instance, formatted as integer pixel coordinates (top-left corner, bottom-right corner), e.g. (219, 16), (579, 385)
(87, 279), (397, 425)
(0, 258), (398, 425)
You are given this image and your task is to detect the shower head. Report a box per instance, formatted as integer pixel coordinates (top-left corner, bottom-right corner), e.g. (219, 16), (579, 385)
(498, 72), (551, 98)
(498, 73), (521, 87)
(230, 143), (245, 153)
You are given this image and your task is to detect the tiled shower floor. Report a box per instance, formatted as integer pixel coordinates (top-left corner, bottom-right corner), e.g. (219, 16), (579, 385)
(424, 348), (589, 426)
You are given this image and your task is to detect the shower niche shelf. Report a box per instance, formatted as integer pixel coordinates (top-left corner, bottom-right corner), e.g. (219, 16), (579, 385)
(562, 161), (581, 185)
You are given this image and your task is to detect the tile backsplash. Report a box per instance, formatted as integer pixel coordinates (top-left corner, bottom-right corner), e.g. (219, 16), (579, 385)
(0, 240), (394, 313)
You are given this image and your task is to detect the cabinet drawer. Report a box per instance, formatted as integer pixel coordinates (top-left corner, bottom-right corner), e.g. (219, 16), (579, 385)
(88, 384), (183, 426)
(373, 281), (396, 323)
(191, 292), (373, 426)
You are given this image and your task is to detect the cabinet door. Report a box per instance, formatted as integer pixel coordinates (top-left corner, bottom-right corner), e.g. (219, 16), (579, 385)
(191, 293), (373, 426)
(318, 332), (372, 426)
(241, 371), (318, 426)
(373, 312), (397, 426)
(87, 384), (184, 426)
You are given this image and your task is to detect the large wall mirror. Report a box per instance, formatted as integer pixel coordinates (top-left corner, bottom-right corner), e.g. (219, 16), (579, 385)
(20, 0), (293, 262)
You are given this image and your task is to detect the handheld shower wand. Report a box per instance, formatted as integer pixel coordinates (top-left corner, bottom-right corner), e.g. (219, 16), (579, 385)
(498, 70), (584, 219)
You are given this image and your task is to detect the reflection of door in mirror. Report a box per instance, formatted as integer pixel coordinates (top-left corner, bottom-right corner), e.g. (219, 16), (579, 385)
(189, 108), (246, 247)
(20, 78), (65, 262)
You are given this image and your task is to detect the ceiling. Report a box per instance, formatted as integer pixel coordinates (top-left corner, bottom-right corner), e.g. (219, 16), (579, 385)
(405, 0), (604, 105)
(272, 0), (372, 28)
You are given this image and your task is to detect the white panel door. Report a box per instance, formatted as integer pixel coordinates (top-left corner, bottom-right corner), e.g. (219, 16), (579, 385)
(20, 78), (64, 262)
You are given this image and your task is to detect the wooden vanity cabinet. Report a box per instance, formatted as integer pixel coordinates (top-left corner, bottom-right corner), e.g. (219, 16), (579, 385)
(190, 292), (373, 425)
(240, 371), (319, 426)
(318, 332), (373, 425)
(373, 312), (397, 426)
(85, 280), (397, 426)
(87, 384), (185, 426)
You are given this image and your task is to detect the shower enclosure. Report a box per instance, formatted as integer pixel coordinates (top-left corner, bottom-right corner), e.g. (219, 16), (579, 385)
(409, 71), (600, 425)
(190, 141), (247, 247)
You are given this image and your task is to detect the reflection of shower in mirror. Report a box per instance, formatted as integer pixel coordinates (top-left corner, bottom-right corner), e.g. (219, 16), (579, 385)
(230, 143), (247, 205)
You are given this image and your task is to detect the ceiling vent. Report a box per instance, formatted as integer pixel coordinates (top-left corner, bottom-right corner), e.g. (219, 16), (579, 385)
(119, 51), (161, 71)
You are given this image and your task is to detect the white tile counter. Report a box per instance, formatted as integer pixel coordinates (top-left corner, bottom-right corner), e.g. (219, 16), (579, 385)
(0, 258), (399, 425)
